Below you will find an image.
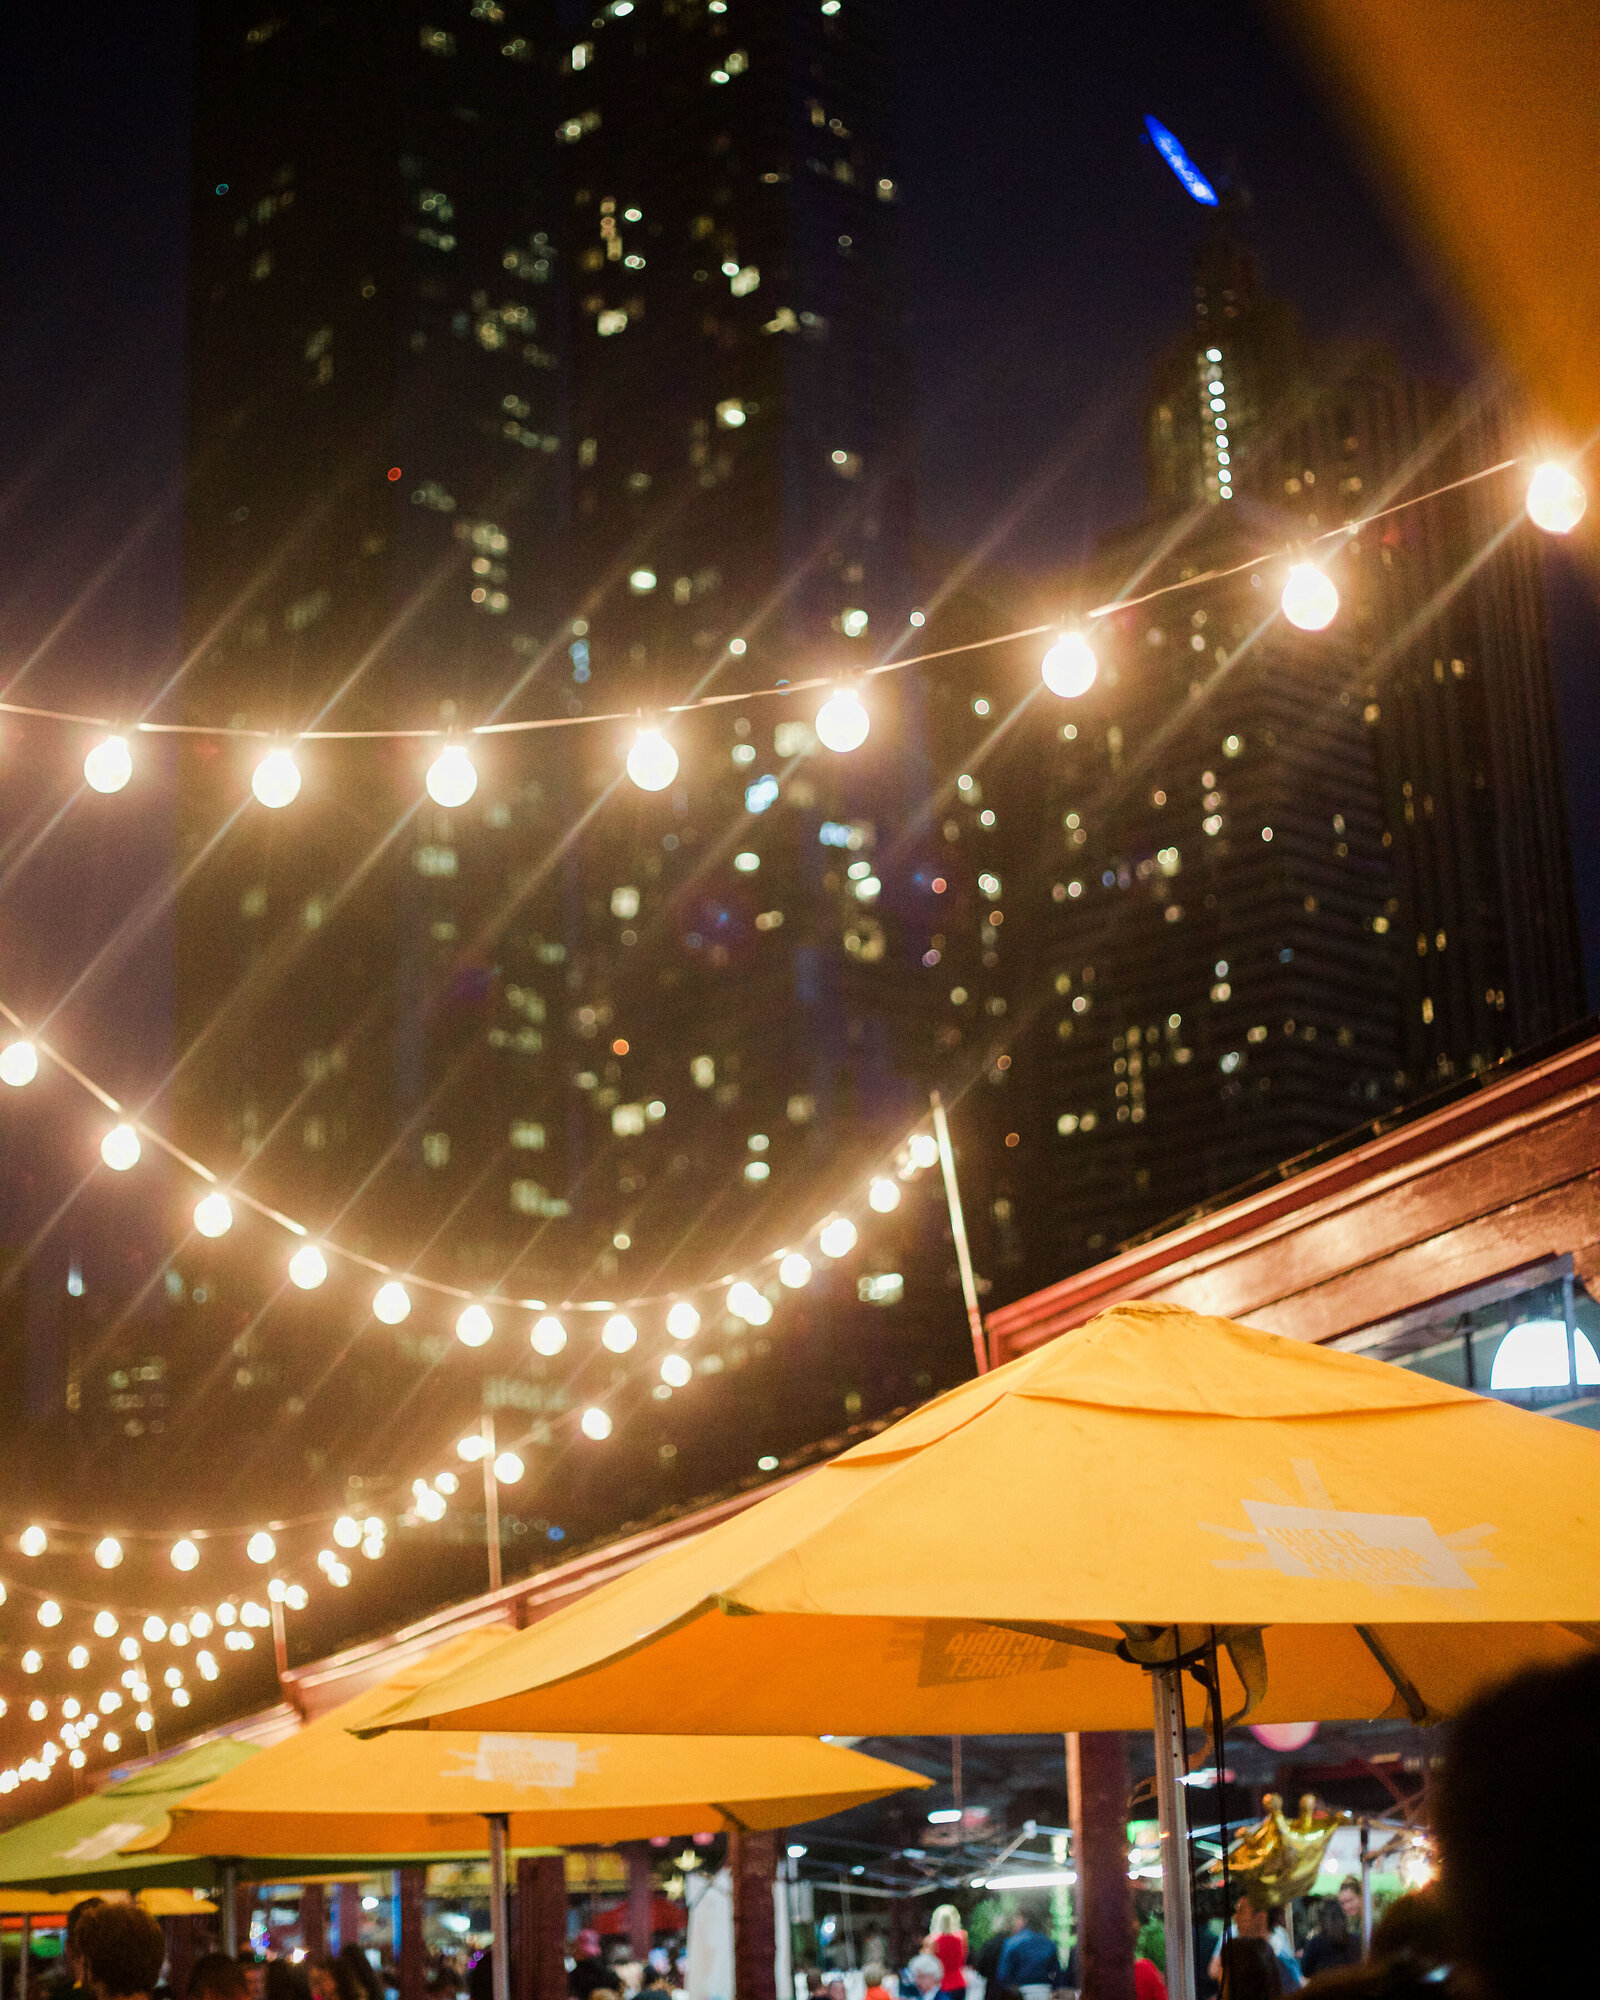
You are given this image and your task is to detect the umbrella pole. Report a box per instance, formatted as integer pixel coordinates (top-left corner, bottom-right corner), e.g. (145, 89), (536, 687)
(1151, 1665), (1197, 2000)
(488, 1812), (511, 2000)
(19, 1915), (30, 2000)
(222, 1864), (239, 1955)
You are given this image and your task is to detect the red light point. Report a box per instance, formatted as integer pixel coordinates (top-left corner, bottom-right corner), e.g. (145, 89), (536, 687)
(386, 466), (402, 482)
(612, 1038), (629, 1056)
(931, 877), (947, 893)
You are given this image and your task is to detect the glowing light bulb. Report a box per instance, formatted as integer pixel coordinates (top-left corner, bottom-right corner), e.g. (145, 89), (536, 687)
(332, 1515), (362, 1547)
(530, 1313), (567, 1356)
(493, 1451), (524, 1485)
(170, 1538), (199, 1572)
(818, 1215), (858, 1259)
(580, 1406), (613, 1440)
(93, 1537), (123, 1570)
(908, 1132), (939, 1171)
(726, 1281), (773, 1325)
(660, 1353), (692, 1388)
(815, 687), (870, 753)
(1526, 461), (1587, 535)
(1040, 631), (1098, 698)
(867, 1176), (901, 1213)
(456, 1434), (489, 1463)
(84, 735), (133, 794)
(93, 1611), (117, 1638)
(102, 1731), (120, 1752)
(455, 1303), (493, 1347)
(372, 1280), (411, 1325)
(100, 1124), (141, 1172)
(136, 1710), (154, 1732)
(601, 1312), (638, 1352)
(778, 1251), (813, 1289)
(21, 1652), (42, 1674)
(37, 1602), (61, 1628)
(434, 1471), (458, 1495)
(143, 1616), (167, 1642)
(193, 1191), (233, 1238)
(246, 1531), (276, 1565)
(626, 728), (679, 792)
(665, 1300), (700, 1340)
(1280, 564), (1339, 631)
(251, 748), (302, 809)
(19, 1526), (47, 1558)
(425, 743), (479, 808)
(0, 1041), (38, 1088)
(68, 1646), (88, 1669)
(286, 1584), (308, 1610)
(288, 1245), (327, 1290)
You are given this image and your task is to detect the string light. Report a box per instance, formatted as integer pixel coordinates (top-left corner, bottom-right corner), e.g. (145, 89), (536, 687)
(530, 1313), (567, 1355)
(907, 1133), (939, 1171)
(245, 1531), (276, 1565)
(492, 1451), (524, 1485)
(373, 1280), (412, 1325)
(0, 1041), (37, 1087)
(815, 686), (870, 753)
(601, 1312), (638, 1353)
(867, 1176), (901, 1213)
(100, 1124), (141, 1172)
(580, 1406), (613, 1440)
(456, 1434), (490, 1463)
(287, 1245), (328, 1290)
(193, 1191), (233, 1238)
(1279, 563), (1340, 632)
(83, 735), (133, 794)
(778, 1251), (813, 1289)
(625, 727), (679, 792)
(818, 1216), (858, 1259)
(454, 1303), (493, 1347)
(68, 1646), (88, 1669)
(143, 1615), (167, 1642)
(37, 1601), (61, 1628)
(726, 1280), (773, 1326)
(19, 1527), (47, 1557)
(332, 1514), (362, 1545)
(1040, 632), (1098, 699)
(251, 748), (302, 808)
(660, 1353), (692, 1388)
(93, 1537), (123, 1570)
(93, 1610), (117, 1637)
(665, 1301), (700, 1340)
(170, 1538), (199, 1571)
(1525, 461), (1587, 535)
(425, 744), (479, 808)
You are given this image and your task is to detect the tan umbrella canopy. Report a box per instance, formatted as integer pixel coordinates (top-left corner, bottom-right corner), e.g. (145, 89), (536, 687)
(359, 1304), (1600, 2000)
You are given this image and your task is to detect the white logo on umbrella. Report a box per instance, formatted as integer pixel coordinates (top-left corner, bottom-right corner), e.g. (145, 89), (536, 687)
(444, 1736), (601, 1789)
(57, 1820), (154, 1862)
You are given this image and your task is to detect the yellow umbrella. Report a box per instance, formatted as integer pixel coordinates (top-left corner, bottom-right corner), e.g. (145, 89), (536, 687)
(0, 1891), (214, 1916)
(141, 1630), (928, 1855)
(358, 1303), (1600, 2000)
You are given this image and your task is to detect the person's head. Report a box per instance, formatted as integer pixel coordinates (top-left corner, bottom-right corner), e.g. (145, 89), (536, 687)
(907, 1956), (943, 1997)
(1436, 1651), (1600, 2000)
(1232, 1895), (1272, 1942)
(264, 1964), (312, 2000)
(1368, 1886), (1449, 1972)
(67, 1900), (110, 1982)
(74, 1905), (166, 2000)
(1216, 1938), (1281, 2000)
(1318, 1897), (1351, 1944)
(1337, 1877), (1363, 1926)
(929, 1908), (962, 1940)
(863, 1968), (887, 1992)
(305, 1962), (339, 2000)
(186, 1956), (249, 2000)
(574, 1932), (601, 1964)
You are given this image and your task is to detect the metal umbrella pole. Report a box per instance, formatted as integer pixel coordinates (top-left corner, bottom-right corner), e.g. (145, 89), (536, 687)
(1152, 1664), (1197, 2000)
(222, 1863), (239, 1955)
(487, 1812), (511, 2000)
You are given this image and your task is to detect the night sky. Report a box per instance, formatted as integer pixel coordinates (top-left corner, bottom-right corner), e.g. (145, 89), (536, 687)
(1, 0), (1595, 1075)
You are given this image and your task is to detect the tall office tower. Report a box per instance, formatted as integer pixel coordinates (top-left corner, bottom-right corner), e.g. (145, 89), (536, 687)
(169, 2), (960, 1536)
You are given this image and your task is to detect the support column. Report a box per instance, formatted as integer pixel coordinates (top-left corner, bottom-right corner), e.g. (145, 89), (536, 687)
(399, 1869), (427, 2000)
(1067, 1732), (1136, 2000)
(233, 1881), (255, 1960)
(517, 1855), (567, 2000)
(301, 1886), (327, 1960)
(729, 1830), (778, 2000)
(626, 1846), (655, 1960)
(337, 1886), (363, 1957)
(165, 1916), (196, 1997)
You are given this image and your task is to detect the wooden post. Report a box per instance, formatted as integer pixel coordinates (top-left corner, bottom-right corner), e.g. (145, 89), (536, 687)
(234, 1882), (256, 1960)
(337, 1885), (363, 1955)
(301, 1885), (327, 1959)
(730, 1831), (778, 2000)
(165, 1916), (196, 1996)
(399, 1868), (427, 2000)
(626, 1846), (655, 1960)
(517, 1855), (567, 2000)
(1067, 1732), (1137, 2000)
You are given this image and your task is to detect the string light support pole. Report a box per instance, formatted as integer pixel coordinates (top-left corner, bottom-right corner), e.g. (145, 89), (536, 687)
(269, 1594), (289, 1686)
(487, 1813), (511, 2000)
(481, 1413), (503, 1596)
(221, 1865), (239, 1955)
(18, 1917), (29, 2000)
(930, 1092), (988, 1375)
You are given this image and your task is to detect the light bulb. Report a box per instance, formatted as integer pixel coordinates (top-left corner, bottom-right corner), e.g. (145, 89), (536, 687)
(867, 1176), (901, 1213)
(267, 1578), (286, 1603)
(1040, 631), (1098, 698)
(0, 1041), (38, 1088)
(68, 1646), (88, 1670)
(286, 1584), (308, 1610)
(726, 1281), (773, 1326)
(372, 1280), (411, 1325)
(456, 1434), (489, 1462)
(530, 1313), (567, 1356)
(103, 1731), (120, 1752)
(251, 748), (302, 809)
(778, 1251), (813, 1289)
(170, 1538), (199, 1572)
(1526, 461), (1587, 535)
(136, 1710), (154, 1732)
(601, 1312), (637, 1352)
(332, 1514), (362, 1547)
(626, 728), (679, 792)
(818, 1215), (858, 1259)
(1280, 564), (1339, 631)
(434, 1471), (458, 1495)
(189, 1611), (212, 1637)
(19, 1526), (47, 1558)
(143, 1615), (167, 1642)
(660, 1353), (692, 1389)
(246, 1531), (276, 1565)
(93, 1610), (117, 1637)
(493, 1450), (524, 1485)
(37, 1600), (62, 1628)
(425, 743), (479, 808)
(21, 1651), (41, 1674)
(119, 1633), (142, 1658)
(815, 687), (870, 753)
(665, 1300), (701, 1340)
(908, 1132), (940, 1171)
(93, 1537), (123, 1570)
(100, 1124), (141, 1172)
(580, 1406), (613, 1441)
(84, 735), (133, 794)
(455, 1302), (494, 1347)
(193, 1191), (233, 1238)
(287, 1245), (327, 1290)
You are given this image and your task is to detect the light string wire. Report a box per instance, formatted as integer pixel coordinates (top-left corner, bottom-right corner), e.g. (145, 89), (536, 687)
(0, 449), (1540, 744)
